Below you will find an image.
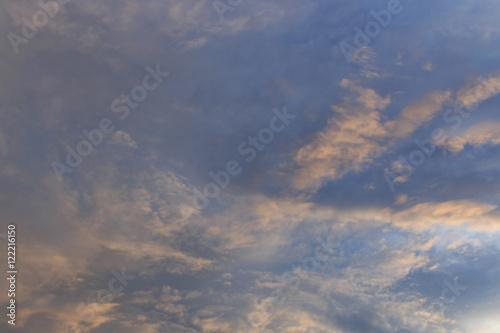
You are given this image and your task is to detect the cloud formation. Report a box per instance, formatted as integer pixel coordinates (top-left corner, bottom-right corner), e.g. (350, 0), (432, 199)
(1, 0), (500, 332)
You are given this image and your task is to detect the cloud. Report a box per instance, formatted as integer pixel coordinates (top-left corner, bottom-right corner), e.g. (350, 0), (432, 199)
(2, 1), (500, 332)
(340, 78), (391, 110)
(0, 162), (215, 329)
(440, 121), (500, 153)
(457, 74), (500, 108)
(292, 81), (451, 192)
(109, 130), (138, 148)
(386, 90), (452, 139)
(394, 193), (409, 205)
(293, 81), (390, 191)
(390, 200), (500, 231)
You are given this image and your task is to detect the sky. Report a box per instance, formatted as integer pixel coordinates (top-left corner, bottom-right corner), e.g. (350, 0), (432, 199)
(1, 0), (500, 332)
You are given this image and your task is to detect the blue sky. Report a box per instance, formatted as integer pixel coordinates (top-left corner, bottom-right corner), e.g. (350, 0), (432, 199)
(1, 0), (500, 332)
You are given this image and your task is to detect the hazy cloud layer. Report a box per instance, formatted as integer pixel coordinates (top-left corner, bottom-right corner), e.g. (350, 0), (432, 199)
(1, 0), (500, 332)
